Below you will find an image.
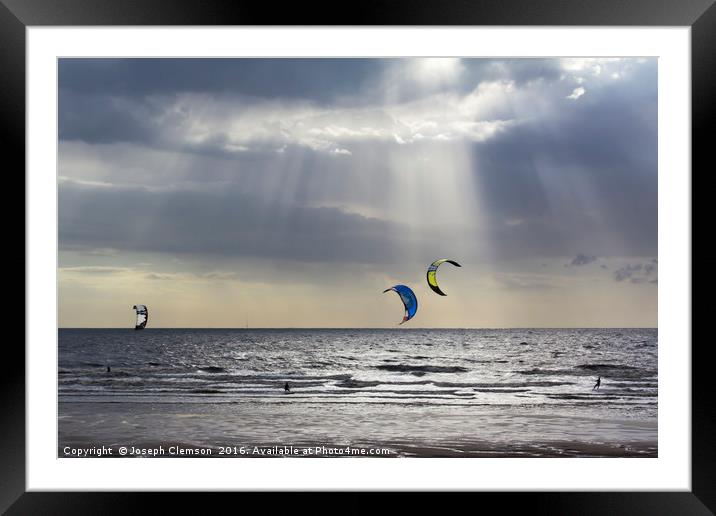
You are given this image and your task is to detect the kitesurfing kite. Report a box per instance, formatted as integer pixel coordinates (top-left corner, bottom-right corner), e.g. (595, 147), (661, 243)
(383, 284), (418, 324)
(426, 259), (461, 296)
(133, 304), (149, 330)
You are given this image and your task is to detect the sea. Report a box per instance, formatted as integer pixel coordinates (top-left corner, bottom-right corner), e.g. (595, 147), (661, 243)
(58, 328), (657, 457)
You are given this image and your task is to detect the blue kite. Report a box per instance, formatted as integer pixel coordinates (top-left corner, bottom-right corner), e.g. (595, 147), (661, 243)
(383, 284), (418, 325)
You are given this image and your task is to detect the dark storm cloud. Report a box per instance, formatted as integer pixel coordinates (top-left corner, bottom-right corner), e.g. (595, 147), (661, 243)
(58, 181), (408, 264)
(58, 58), (658, 264)
(59, 58), (383, 101)
(58, 58), (560, 108)
(471, 60), (657, 258)
(56, 58), (569, 146)
(59, 90), (161, 144)
(58, 58), (385, 145)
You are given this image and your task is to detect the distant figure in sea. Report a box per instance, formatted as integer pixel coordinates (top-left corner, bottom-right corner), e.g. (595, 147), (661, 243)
(284, 382), (291, 393)
(592, 376), (601, 391)
(106, 365), (111, 373)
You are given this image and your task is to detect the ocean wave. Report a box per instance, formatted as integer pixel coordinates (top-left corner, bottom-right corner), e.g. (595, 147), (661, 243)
(518, 364), (649, 379)
(307, 361), (335, 369)
(375, 364), (469, 374)
(197, 366), (227, 373)
(518, 368), (573, 376)
(106, 371), (134, 377)
(474, 388), (531, 393)
(57, 328), (658, 414)
(575, 364), (637, 371)
(426, 381), (475, 388)
(575, 364), (650, 379)
(335, 379), (381, 388)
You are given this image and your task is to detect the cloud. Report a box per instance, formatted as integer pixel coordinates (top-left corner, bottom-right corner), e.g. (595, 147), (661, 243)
(566, 87), (586, 100)
(144, 272), (176, 280)
(491, 272), (560, 290)
(470, 60), (657, 259)
(60, 81), (517, 156)
(614, 264), (641, 281)
(398, 58), (465, 89)
(569, 253), (597, 266)
(60, 266), (131, 275)
(57, 57), (658, 328)
(201, 271), (240, 280)
(613, 260), (657, 284)
(58, 180), (409, 264)
(58, 57), (657, 266)
(59, 58), (383, 102)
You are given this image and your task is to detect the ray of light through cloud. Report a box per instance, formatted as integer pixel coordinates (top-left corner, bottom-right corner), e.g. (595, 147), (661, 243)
(58, 58), (657, 328)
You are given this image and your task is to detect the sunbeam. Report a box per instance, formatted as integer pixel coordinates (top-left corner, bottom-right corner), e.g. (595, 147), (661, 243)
(58, 57), (657, 328)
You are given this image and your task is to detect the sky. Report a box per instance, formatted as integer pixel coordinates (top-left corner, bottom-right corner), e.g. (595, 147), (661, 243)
(58, 58), (658, 328)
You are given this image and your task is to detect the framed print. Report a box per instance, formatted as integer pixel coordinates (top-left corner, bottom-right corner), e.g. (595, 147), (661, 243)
(5, 0), (713, 511)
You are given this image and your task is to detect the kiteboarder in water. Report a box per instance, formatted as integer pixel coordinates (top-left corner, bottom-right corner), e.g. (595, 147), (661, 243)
(284, 382), (291, 393)
(593, 376), (601, 390)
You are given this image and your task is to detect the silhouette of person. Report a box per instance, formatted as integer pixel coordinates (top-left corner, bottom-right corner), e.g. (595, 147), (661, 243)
(107, 365), (111, 373)
(284, 382), (290, 393)
(593, 376), (601, 390)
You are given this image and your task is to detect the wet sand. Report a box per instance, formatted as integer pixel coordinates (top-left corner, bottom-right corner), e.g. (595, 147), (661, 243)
(59, 401), (657, 458)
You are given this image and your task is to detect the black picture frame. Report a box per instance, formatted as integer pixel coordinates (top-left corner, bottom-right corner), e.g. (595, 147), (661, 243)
(4, 0), (712, 512)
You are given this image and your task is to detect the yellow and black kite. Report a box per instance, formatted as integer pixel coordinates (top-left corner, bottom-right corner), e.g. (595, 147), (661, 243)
(426, 259), (461, 296)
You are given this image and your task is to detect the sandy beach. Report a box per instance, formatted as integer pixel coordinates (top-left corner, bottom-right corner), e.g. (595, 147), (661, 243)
(59, 400), (657, 458)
